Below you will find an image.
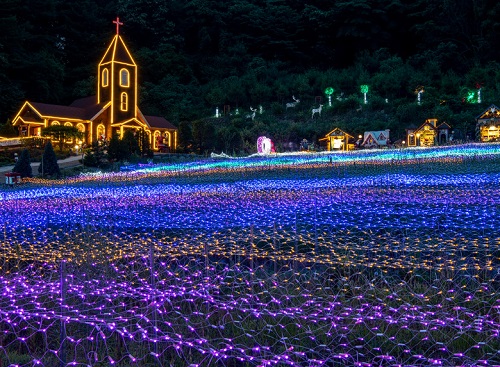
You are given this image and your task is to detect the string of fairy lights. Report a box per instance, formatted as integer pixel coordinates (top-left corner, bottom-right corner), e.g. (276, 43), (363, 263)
(9, 142), (500, 186)
(1, 143), (500, 366)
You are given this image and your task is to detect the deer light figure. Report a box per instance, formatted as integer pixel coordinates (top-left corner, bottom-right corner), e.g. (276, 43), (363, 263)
(286, 95), (300, 109)
(245, 107), (257, 121)
(311, 104), (323, 119)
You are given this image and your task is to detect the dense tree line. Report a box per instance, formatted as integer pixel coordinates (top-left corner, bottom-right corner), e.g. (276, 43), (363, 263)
(2, 0), (500, 154)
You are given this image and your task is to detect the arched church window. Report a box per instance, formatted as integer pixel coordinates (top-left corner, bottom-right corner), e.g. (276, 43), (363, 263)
(121, 92), (128, 111)
(51, 121), (60, 141)
(120, 69), (129, 87)
(154, 131), (161, 150)
(76, 123), (85, 144)
(102, 68), (109, 87)
(65, 122), (74, 143)
(97, 124), (105, 141)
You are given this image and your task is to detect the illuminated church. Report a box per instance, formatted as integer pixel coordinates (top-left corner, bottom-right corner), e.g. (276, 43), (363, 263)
(11, 18), (177, 152)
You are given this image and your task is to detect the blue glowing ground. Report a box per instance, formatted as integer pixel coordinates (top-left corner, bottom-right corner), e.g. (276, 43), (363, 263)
(0, 143), (500, 366)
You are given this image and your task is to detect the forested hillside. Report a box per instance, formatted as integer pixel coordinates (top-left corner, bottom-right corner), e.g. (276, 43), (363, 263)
(2, 0), (500, 154)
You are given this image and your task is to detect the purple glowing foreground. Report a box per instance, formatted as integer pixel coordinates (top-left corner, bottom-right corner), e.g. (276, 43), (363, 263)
(1, 145), (500, 366)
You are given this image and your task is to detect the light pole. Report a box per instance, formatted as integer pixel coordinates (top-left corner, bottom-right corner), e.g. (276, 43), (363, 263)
(415, 86), (424, 105)
(76, 140), (85, 170)
(82, 146), (85, 170)
(325, 87), (334, 107)
(360, 85), (369, 104)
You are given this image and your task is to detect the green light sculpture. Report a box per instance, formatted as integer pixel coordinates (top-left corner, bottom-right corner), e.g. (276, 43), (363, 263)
(325, 87), (334, 106)
(360, 85), (369, 104)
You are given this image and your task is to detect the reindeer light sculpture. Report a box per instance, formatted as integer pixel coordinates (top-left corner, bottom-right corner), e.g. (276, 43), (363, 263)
(311, 104), (323, 119)
(245, 107), (257, 121)
(286, 96), (300, 109)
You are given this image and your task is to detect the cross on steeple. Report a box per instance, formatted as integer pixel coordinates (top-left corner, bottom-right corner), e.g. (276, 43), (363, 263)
(113, 17), (123, 35)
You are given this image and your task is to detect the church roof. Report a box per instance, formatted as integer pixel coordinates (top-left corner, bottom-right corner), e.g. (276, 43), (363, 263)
(144, 115), (177, 130)
(30, 102), (90, 120)
(69, 96), (98, 108)
(99, 35), (136, 66)
(70, 96), (104, 119)
(22, 98), (174, 129)
(29, 97), (104, 121)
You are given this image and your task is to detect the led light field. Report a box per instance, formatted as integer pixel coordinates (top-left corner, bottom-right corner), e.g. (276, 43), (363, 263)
(1, 144), (500, 366)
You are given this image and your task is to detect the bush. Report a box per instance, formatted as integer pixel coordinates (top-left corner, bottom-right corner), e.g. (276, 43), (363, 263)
(83, 141), (108, 168)
(38, 141), (60, 177)
(107, 134), (130, 161)
(12, 149), (32, 178)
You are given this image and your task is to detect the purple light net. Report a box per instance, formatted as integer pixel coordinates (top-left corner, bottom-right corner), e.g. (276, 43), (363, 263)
(1, 152), (500, 366)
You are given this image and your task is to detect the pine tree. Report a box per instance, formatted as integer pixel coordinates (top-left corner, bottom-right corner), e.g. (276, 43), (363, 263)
(123, 130), (140, 156)
(12, 149), (32, 178)
(0, 119), (18, 137)
(38, 141), (60, 177)
(83, 141), (107, 168)
(137, 129), (153, 157)
(178, 121), (193, 153)
(107, 133), (130, 161)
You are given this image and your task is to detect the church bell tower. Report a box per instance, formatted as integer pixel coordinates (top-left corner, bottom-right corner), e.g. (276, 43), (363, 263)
(97, 17), (137, 128)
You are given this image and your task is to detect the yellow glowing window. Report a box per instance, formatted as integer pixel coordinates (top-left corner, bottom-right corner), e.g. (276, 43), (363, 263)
(50, 121), (60, 141)
(121, 92), (128, 111)
(65, 122), (73, 143)
(154, 131), (161, 149)
(120, 69), (129, 87)
(97, 124), (105, 140)
(76, 123), (85, 133)
(102, 68), (109, 87)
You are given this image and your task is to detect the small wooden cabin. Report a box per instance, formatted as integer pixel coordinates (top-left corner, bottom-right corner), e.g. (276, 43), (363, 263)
(319, 128), (354, 151)
(406, 119), (451, 147)
(476, 104), (500, 142)
(361, 130), (390, 149)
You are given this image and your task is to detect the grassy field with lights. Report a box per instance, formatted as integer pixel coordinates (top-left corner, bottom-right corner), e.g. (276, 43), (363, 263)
(1, 143), (500, 367)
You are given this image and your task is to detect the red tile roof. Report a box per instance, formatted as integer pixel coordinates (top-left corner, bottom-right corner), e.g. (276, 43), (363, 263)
(144, 115), (176, 130)
(30, 102), (89, 120)
(69, 96), (97, 108)
(25, 98), (175, 131)
(31, 98), (104, 120)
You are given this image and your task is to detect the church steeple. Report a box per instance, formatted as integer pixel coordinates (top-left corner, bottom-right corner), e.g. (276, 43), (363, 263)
(11, 17), (178, 152)
(97, 18), (137, 125)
